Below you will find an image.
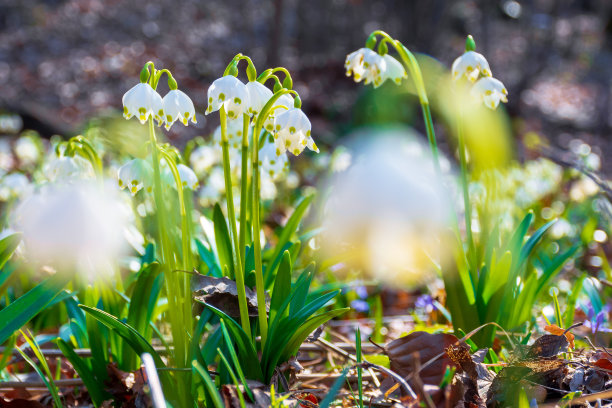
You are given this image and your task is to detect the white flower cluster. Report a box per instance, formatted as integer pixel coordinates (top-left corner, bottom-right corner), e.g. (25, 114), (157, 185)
(122, 83), (196, 130)
(451, 50), (508, 110)
(117, 158), (199, 196)
(344, 48), (407, 88)
(205, 75), (318, 157)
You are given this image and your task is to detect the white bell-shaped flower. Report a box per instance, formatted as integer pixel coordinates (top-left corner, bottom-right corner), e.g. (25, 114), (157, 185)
(162, 89), (196, 130)
(263, 94), (294, 133)
(205, 75), (250, 119)
(176, 164), (199, 190)
(471, 77), (508, 110)
(0, 173), (30, 201)
(378, 54), (407, 87)
(122, 83), (165, 125)
(190, 145), (221, 177)
(259, 134), (289, 180)
(118, 158), (153, 195)
(345, 48), (371, 82)
(45, 156), (95, 183)
(246, 81), (273, 116)
(213, 118), (245, 149)
(451, 51), (492, 83)
(273, 108), (318, 157)
(362, 50), (386, 86)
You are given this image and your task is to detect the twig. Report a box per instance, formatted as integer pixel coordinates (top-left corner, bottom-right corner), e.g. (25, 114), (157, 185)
(409, 352), (435, 408)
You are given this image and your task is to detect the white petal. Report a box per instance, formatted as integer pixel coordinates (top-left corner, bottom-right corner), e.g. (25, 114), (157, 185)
(206, 75), (249, 117)
(163, 90), (196, 130)
(452, 51), (492, 83)
(246, 81), (273, 116)
(118, 159), (153, 195)
(177, 164), (199, 190)
(381, 54), (407, 86)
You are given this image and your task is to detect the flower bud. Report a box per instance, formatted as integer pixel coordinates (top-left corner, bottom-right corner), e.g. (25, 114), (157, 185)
(273, 80), (282, 93)
(167, 76), (178, 91)
(282, 75), (293, 90)
(228, 62), (239, 77)
(465, 35), (476, 52)
(293, 94), (302, 109)
(366, 35), (377, 50)
(378, 41), (388, 56)
(246, 63), (257, 82)
(139, 66), (150, 83)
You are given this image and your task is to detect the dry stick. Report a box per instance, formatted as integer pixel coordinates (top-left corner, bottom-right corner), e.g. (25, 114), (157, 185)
(409, 352), (436, 408)
(316, 338), (381, 388)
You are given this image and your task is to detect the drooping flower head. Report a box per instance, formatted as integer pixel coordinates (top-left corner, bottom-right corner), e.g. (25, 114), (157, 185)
(162, 89), (196, 130)
(471, 77), (508, 110)
(176, 164), (199, 190)
(45, 156), (95, 183)
(245, 81), (273, 117)
(451, 51), (492, 83)
(259, 134), (289, 180)
(272, 108), (318, 156)
(378, 54), (407, 87)
(118, 158), (153, 195)
(122, 83), (164, 125)
(205, 75), (250, 119)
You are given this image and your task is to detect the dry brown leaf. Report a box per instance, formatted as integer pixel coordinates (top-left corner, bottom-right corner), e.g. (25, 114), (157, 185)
(543, 324), (575, 349)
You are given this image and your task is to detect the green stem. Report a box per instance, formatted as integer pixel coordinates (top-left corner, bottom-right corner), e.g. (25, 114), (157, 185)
(220, 108), (250, 334)
(251, 121), (268, 347)
(239, 114), (250, 263)
(457, 111), (477, 274)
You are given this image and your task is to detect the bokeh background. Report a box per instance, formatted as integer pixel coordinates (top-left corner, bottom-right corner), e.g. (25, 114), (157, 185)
(0, 0), (611, 171)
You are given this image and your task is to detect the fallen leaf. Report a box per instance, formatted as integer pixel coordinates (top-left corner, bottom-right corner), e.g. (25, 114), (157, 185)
(543, 324), (575, 349)
(192, 273), (267, 318)
(526, 334), (568, 358)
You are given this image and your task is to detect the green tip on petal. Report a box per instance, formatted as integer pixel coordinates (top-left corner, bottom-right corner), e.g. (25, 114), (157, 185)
(465, 35), (476, 52)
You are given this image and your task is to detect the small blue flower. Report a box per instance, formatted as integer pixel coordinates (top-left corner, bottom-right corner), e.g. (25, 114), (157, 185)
(350, 299), (370, 313)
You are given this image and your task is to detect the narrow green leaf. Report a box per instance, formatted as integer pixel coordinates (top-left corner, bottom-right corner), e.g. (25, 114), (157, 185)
(220, 320), (254, 401)
(0, 273), (70, 345)
(319, 368), (349, 408)
(213, 203), (234, 278)
(267, 193), (314, 266)
(269, 251), (292, 325)
(0, 233), (21, 270)
(56, 339), (110, 407)
(193, 360), (225, 408)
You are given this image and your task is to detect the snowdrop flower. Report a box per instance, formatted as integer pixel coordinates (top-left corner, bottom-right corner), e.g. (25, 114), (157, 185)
(123, 83), (164, 125)
(263, 94), (294, 133)
(378, 54), (407, 87)
(205, 75), (250, 119)
(213, 118), (246, 149)
(14, 181), (128, 278)
(246, 81), (273, 116)
(273, 108), (318, 156)
(0, 173), (30, 201)
(451, 51), (492, 83)
(345, 48), (374, 82)
(162, 89), (196, 130)
(190, 145), (221, 177)
(361, 50), (385, 86)
(45, 156), (95, 183)
(118, 158), (153, 195)
(471, 77), (508, 109)
(14, 135), (42, 167)
(176, 164), (199, 190)
(198, 167), (226, 206)
(259, 135), (289, 180)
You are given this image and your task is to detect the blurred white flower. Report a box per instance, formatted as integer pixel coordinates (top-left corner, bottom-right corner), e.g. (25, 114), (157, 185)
(45, 155), (95, 183)
(213, 118), (247, 149)
(205, 75), (250, 119)
(118, 158), (153, 195)
(14, 135), (41, 167)
(471, 77), (508, 110)
(0, 139), (15, 172)
(378, 54), (407, 87)
(246, 81), (273, 116)
(162, 89), (196, 130)
(176, 164), (199, 190)
(260, 172), (277, 200)
(14, 181), (128, 277)
(0, 173), (31, 201)
(198, 167), (226, 206)
(259, 134), (289, 180)
(273, 108), (318, 156)
(451, 51), (492, 83)
(190, 145), (221, 177)
(361, 50), (385, 86)
(320, 132), (451, 287)
(122, 83), (164, 125)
